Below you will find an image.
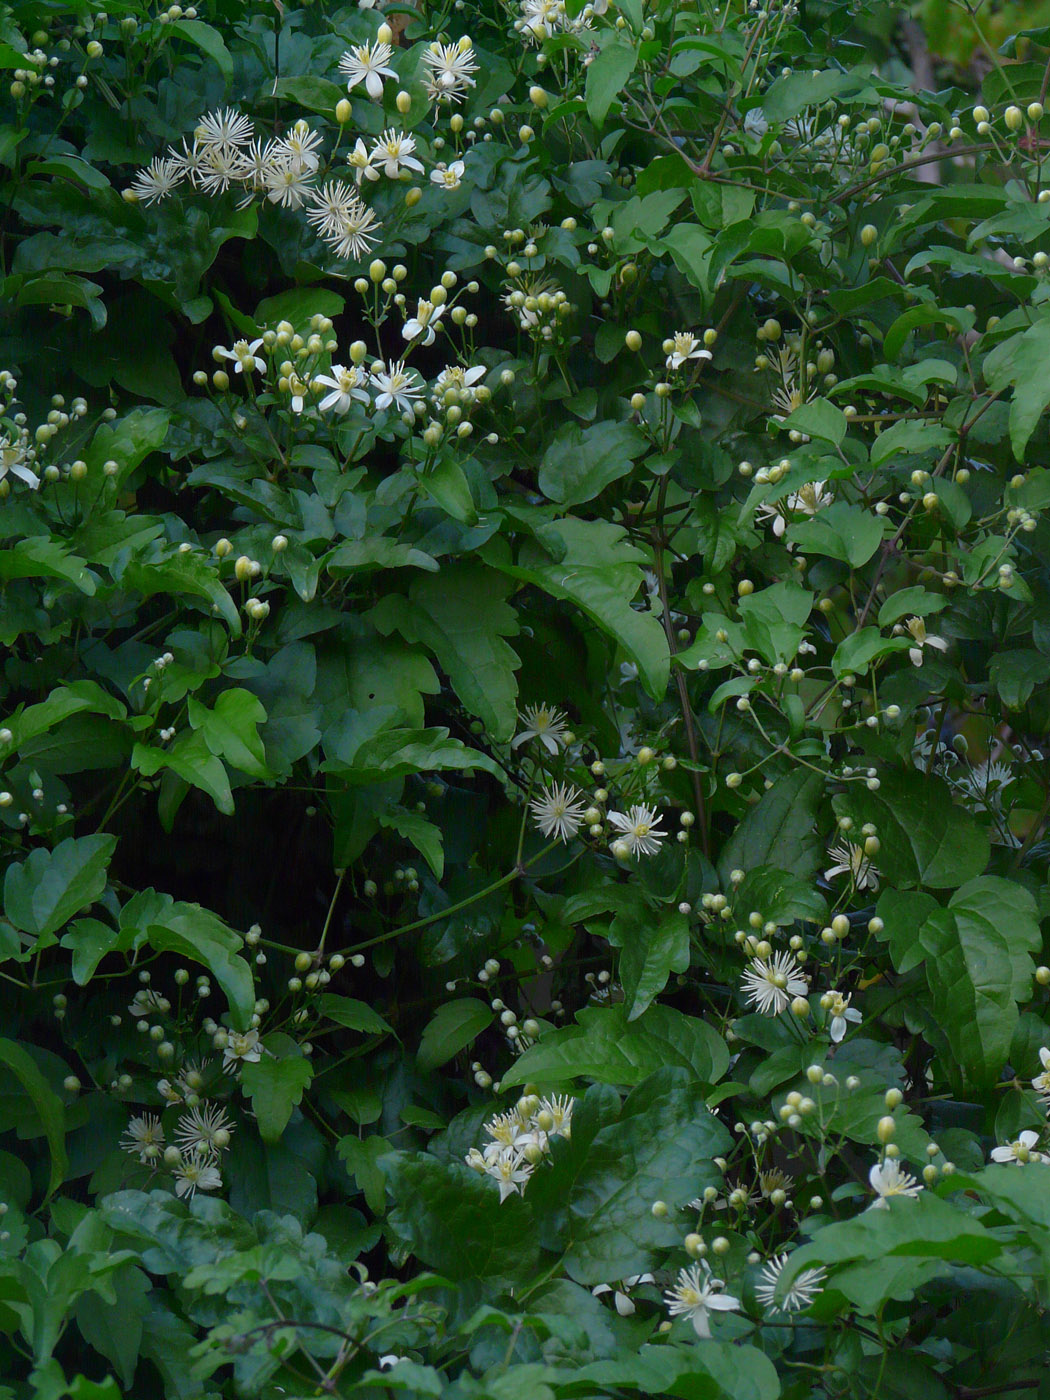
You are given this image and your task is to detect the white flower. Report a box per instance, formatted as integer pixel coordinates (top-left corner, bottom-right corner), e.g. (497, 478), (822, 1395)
(483, 1146), (532, 1202)
(1031, 1047), (1050, 1106)
(347, 137), (381, 186)
(174, 1102), (235, 1160)
(990, 1130), (1044, 1165)
(402, 298), (444, 346)
(120, 1113), (165, 1164)
(173, 1150), (223, 1198)
(430, 160), (466, 190)
(511, 703), (570, 754)
(420, 38), (478, 104)
(315, 364), (370, 414)
(431, 364), (485, 405)
(371, 360), (424, 413)
(129, 155), (185, 205)
(195, 107), (254, 149)
(264, 157), (312, 209)
(824, 839), (879, 891)
(216, 338), (266, 376)
(755, 1253), (826, 1314)
(129, 988), (171, 1017)
(607, 803), (666, 857)
(197, 143), (242, 195)
(276, 118), (323, 174)
(484, 1110), (534, 1149)
(823, 989), (862, 1043)
(231, 137), (283, 196)
(756, 480), (833, 538)
(664, 1262), (741, 1338)
(221, 1028), (262, 1073)
(592, 1274), (655, 1317)
(325, 196), (382, 261)
(338, 40), (397, 100)
(538, 1094), (573, 1138)
(530, 782), (587, 842)
(905, 616), (949, 667)
(665, 331), (712, 372)
(286, 373), (311, 415)
(370, 128), (424, 178)
(306, 179), (363, 239)
(0, 436), (40, 489)
(868, 1157), (923, 1208)
(741, 950), (808, 1016)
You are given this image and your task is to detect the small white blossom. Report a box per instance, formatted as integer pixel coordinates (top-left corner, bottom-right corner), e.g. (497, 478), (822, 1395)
(120, 1113), (165, 1164)
(347, 138), (381, 186)
(741, 950), (808, 1016)
(370, 128), (424, 179)
(216, 338), (266, 376)
(173, 1150), (223, 1198)
(129, 155), (185, 205)
(823, 989), (862, 1043)
(338, 40), (397, 100)
(194, 107), (254, 149)
(174, 1102), (235, 1160)
(1031, 1046), (1050, 1106)
(315, 364), (370, 414)
(664, 1262), (741, 1338)
(665, 331), (712, 372)
(372, 360), (424, 413)
(592, 1274), (655, 1316)
(824, 839), (879, 891)
(530, 782), (587, 842)
(869, 1158), (923, 1208)
(430, 160), (466, 190)
(221, 1029), (262, 1073)
(402, 298), (444, 346)
(483, 1146), (532, 1202)
(420, 38), (478, 104)
(755, 1253), (826, 1314)
(607, 803), (666, 857)
(511, 703), (570, 755)
(990, 1130), (1044, 1165)
(905, 616), (949, 667)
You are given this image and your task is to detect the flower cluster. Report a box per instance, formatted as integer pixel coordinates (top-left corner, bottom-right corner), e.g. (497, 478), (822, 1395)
(465, 1093), (574, 1200)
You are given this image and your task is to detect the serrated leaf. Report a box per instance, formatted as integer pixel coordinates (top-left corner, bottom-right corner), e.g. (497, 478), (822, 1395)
(240, 1053), (313, 1142)
(4, 834), (115, 942)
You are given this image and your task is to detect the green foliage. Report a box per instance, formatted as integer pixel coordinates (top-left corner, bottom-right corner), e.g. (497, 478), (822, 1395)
(4, 0), (1050, 1396)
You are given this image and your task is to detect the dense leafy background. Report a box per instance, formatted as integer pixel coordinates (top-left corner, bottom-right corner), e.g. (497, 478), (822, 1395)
(3, 0), (1050, 1397)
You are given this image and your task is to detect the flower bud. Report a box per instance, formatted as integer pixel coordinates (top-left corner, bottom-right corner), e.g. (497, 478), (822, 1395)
(876, 1116), (896, 1143)
(336, 98), (351, 123)
(396, 90), (411, 114)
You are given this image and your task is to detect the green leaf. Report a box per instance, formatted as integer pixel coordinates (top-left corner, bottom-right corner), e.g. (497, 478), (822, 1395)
(0, 1039), (67, 1201)
(778, 398), (847, 446)
(614, 909), (690, 1020)
(984, 318), (1050, 461)
(386, 1155), (539, 1279)
(319, 994), (392, 1035)
(187, 688), (272, 781)
(0, 539), (96, 595)
(499, 1003), (729, 1089)
(337, 1135), (393, 1215)
(989, 650), (1050, 709)
(585, 41), (638, 127)
(538, 420), (649, 506)
(119, 554), (239, 636)
(831, 627), (912, 677)
(418, 999), (494, 1070)
(488, 519), (669, 699)
(527, 1069), (732, 1283)
(240, 1053), (313, 1142)
(132, 733), (233, 816)
(374, 565), (521, 742)
(919, 877), (1041, 1088)
(421, 454), (477, 523)
(168, 19), (232, 83)
(718, 768), (824, 883)
(83, 407), (170, 492)
(786, 502), (884, 567)
(4, 835), (115, 942)
(378, 807), (444, 879)
(835, 770), (989, 889)
(878, 587), (949, 627)
(61, 917), (133, 985)
(146, 905), (255, 1030)
(733, 866), (827, 926)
